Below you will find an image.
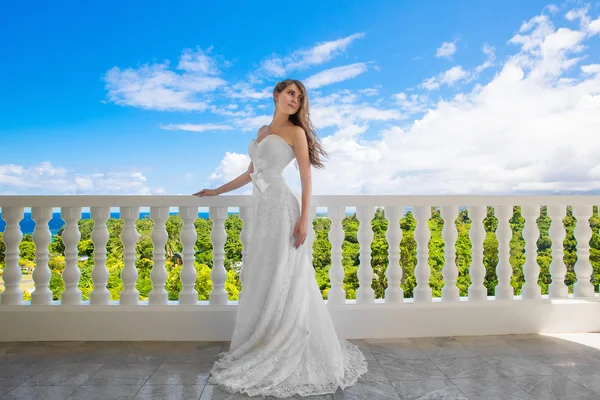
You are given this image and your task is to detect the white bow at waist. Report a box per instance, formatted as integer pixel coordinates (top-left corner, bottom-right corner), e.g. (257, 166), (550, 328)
(249, 170), (283, 193)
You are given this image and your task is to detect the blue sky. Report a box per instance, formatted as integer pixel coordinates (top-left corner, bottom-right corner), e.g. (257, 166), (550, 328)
(1, 0), (599, 196)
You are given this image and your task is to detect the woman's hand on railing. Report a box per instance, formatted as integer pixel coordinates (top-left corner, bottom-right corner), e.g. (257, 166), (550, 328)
(193, 188), (220, 197)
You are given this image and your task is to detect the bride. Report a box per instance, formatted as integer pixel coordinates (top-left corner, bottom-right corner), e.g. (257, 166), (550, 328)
(194, 79), (368, 398)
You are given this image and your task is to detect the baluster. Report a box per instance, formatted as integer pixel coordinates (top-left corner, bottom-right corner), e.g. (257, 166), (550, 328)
(441, 206), (459, 301)
(238, 206), (253, 304)
(573, 205), (594, 297)
(328, 206), (346, 305)
(384, 205), (403, 303)
(149, 206), (169, 305)
(209, 206), (228, 305)
(0, 207), (24, 305)
(31, 207), (53, 305)
(90, 207), (110, 305)
(120, 207), (140, 305)
(522, 205), (541, 299)
(179, 206), (198, 305)
(414, 206), (432, 302)
(356, 206), (375, 304)
(495, 206), (514, 300)
(467, 206), (487, 301)
(61, 207), (82, 305)
(548, 205), (567, 298)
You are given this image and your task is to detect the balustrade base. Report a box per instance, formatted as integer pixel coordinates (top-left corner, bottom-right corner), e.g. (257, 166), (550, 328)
(0, 296), (599, 342)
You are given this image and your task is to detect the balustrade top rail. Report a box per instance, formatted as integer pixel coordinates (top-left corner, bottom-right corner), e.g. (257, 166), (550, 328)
(1, 194), (600, 208)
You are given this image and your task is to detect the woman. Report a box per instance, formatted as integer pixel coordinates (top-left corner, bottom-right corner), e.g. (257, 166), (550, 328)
(194, 79), (367, 398)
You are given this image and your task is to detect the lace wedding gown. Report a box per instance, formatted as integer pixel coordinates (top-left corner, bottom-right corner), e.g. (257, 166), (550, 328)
(208, 133), (368, 398)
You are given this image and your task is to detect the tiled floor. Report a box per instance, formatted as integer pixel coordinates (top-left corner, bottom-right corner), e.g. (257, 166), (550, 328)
(1, 334), (600, 399)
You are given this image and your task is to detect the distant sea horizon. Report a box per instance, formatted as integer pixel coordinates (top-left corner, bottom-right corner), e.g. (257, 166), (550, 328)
(0, 211), (334, 236)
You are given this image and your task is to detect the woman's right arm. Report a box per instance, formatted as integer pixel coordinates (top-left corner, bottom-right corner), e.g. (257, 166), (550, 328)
(193, 126), (266, 196)
(212, 162), (253, 195)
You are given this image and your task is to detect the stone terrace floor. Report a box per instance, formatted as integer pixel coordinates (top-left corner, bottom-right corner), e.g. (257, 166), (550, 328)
(1, 333), (600, 399)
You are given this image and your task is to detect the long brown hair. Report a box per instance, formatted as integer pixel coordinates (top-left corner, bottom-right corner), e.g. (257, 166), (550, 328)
(273, 79), (328, 169)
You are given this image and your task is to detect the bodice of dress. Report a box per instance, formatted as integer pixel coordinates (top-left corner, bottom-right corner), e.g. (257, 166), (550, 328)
(248, 134), (295, 193)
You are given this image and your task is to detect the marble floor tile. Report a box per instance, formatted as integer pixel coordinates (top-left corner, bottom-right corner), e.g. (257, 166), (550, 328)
(1, 385), (78, 400)
(84, 364), (158, 386)
(105, 342), (175, 365)
(567, 374), (600, 396)
(502, 337), (572, 356)
(509, 374), (600, 400)
(348, 339), (376, 361)
(411, 338), (476, 358)
(390, 378), (468, 400)
(145, 363), (212, 385)
(332, 380), (400, 399)
(431, 356), (501, 379)
(380, 358), (446, 381)
(367, 339), (426, 360)
(164, 342), (223, 363)
(0, 385), (16, 397)
(199, 384), (268, 399)
(451, 377), (536, 400)
(459, 338), (523, 356)
(267, 395), (333, 400)
(0, 363), (48, 386)
(356, 359), (392, 384)
(134, 384), (206, 400)
(534, 353), (600, 375)
(66, 384), (144, 400)
(21, 362), (104, 386)
(482, 355), (558, 376)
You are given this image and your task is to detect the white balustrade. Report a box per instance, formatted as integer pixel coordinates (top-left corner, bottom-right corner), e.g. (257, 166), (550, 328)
(356, 206), (375, 304)
(384, 205), (403, 303)
(31, 207), (53, 305)
(548, 205), (567, 299)
(573, 205), (594, 297)
(495, 205), (514, 300)
(209, 206), (228, 305)
(120, 206), (139, 305)
(149, 206), (169, 305)
(413, 206), (432, 302)
(0, 196), (599, 341)
(522, 205), (541, 299)
(179, 206), (198, 305)
(61, 207), (82, 305)
(0, 207), (24, 305)
(441, 206), (459, 302)
(468, 206), (487, 301)
(328, 206), (346, 305)
(90, 207), (110, 305)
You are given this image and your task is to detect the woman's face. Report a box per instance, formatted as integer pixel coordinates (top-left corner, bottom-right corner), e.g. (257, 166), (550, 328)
(276, 83), (303, 115)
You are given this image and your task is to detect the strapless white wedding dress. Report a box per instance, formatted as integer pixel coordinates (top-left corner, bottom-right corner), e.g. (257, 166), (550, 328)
(208, 133), (368, 398)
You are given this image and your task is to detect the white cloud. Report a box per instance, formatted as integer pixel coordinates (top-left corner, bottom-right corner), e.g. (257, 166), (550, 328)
(420, 66), (469, 90)
(207, 152), (252, 191)
(103, 47), (227, 111)
(0, 162), (154, 195)
(160, 123), (234, 132)
(436, 41), (457, 58)
(258, 33), (366, 77)
(359, 87), (380, 96)
(285, 10), (600, 196)
(304, 63), (369, 89)
(581, 64), (600, 74)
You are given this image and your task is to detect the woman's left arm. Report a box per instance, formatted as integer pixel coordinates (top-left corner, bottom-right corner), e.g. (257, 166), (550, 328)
(292, 126), (312, 248)
(292, 126), (312, 223)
